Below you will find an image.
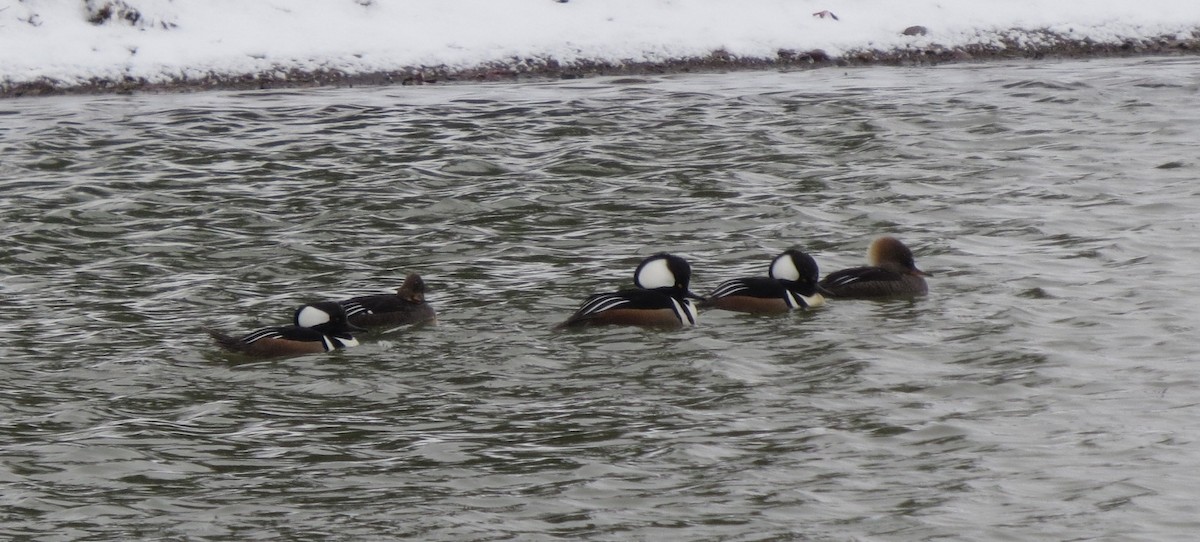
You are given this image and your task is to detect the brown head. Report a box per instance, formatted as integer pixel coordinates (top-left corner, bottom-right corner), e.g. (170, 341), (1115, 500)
(396, 273), (427, 303)
(867, 237), (926, 276)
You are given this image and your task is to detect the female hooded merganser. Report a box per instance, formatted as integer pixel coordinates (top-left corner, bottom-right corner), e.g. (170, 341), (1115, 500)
(700, 249), (828, 314)
(338, 273), (436, 328)
(819, 236), (929, 298)
(208, 301), (364, 358)
(556, 253), (702, 329)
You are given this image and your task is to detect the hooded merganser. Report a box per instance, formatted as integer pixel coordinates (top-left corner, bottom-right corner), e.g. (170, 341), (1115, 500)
(700, 249), (828, 314)
(339, 273), (436, 328)
(819, 236), (929, 298)
(208, 301), (364, 358)
(556, 253), (702, 329)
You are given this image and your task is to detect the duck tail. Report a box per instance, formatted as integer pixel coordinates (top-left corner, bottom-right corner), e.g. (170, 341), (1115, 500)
(206, 328), (245, 353)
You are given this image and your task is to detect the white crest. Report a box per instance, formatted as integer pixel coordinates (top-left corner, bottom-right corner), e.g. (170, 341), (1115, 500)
(770, 253), (800, 281)
(296, 305), (332, 328)
(636, 257), (675, 289)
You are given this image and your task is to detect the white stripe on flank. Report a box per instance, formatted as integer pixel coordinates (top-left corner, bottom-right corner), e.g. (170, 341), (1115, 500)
(828, 275), (858, 286)
(341, 302), (370, 317)
(579, 294), (630, 315)
(242, 328), (283, 344)
(710, 280), (749, 298)
(670, 298), (697, 326)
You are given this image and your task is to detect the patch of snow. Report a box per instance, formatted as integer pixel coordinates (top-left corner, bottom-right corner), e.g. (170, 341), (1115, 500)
(2, 0), (1199, 89)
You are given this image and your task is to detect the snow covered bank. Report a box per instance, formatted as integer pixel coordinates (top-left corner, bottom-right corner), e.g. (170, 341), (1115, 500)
(3, 0), (1200, 97)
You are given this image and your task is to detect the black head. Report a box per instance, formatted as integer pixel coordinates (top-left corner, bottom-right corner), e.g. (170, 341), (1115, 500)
(633, 252), (703, 300)
(634, 253), (690, 289)
(770, 249), (822, 283)
(295, 301), (366, 334)
(772, 248), (830, 297)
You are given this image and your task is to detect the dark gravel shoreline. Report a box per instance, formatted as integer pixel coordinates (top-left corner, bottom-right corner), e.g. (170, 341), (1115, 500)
(4, 30), (1199, 99)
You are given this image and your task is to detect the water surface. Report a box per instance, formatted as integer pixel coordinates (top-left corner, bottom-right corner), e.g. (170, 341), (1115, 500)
(2, 56), (1200, 540)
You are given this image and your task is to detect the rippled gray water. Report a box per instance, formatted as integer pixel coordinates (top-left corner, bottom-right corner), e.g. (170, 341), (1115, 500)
(2, 56), (1200, 540)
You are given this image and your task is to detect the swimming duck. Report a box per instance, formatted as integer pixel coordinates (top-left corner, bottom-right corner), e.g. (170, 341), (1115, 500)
(701, 249), (828, 314)
(208, 301), (363, 358)
(339, 273), (436, 328)
(556, 253), (702, 329)
(819, 236), (929, 298)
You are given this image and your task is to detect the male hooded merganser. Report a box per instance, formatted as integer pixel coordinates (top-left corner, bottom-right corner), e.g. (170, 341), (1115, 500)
(819, 236), (929, 298)
(700, 249), (828, 314)
(556, 253), (702, 329)
(338, 273), (436, 328)
(208, 301), (364, 358)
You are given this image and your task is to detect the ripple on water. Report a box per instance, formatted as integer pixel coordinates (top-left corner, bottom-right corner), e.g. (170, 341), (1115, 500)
(2, 57), (1200, 540)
